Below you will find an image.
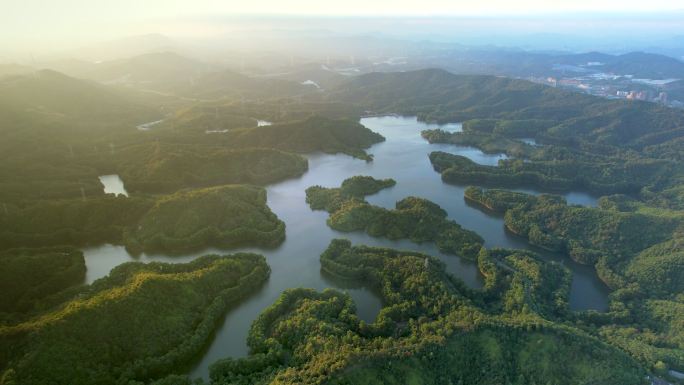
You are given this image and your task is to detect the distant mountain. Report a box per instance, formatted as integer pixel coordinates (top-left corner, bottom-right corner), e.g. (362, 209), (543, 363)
(664, 79), (684, 101)
(36, 58), (101, 79)
(554, 51), (615, 65)
(330, 68), (573, 112)
(0, 70), (155, 124)
(330, 68), (684, 146)
(603, 52), (684, 79)
(67, 33), (179, 62)
(178, 69), (314, 99)
(429, 49), (684, 80)
(553, 51), (684, 78)
(261, 63), (348, 90)
(78, 52), (215, 88)
(0, 63), (34, 78)
(38, 51), (315, 100)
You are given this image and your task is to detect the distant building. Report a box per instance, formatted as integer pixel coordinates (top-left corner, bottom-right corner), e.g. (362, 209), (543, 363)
(626, 91), (648, 101)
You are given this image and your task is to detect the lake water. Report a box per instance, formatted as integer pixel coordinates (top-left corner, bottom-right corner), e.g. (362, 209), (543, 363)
(81, 115), (608, 380)
(98, 174), (128, 196)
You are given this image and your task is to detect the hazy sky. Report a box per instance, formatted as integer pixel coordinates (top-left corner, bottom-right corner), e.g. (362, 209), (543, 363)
(2, 0), (684, 55)
(5, 0), (684, 19)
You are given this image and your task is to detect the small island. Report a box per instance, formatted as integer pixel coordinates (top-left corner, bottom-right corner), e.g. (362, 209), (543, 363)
(306, 176), (484, 259)
(124, 185), (285, 254)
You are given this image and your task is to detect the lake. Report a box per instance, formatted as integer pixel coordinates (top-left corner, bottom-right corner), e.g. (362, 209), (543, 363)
(98, 174), (128, 196)
(81, 115), (609, 380)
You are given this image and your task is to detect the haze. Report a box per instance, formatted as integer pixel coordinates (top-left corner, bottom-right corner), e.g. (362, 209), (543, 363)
(3, 0), (684, 384)
(3, 0), (684, 56)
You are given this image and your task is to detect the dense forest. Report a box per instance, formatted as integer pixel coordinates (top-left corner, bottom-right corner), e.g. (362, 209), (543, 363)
(429, 151), (670, 195)
(333, 69), (684, 210)
(0, 247), (85, 320)
(0, 71), (380, 203)
(465, 187), (684, 372)
(0, 254), (270, 385)
(306, 176), (484, 258)
(123, 185), (286, 253)
(180, 239), (643, 385)
(0, 185), (284, 254)
(2, 64), (684, 384)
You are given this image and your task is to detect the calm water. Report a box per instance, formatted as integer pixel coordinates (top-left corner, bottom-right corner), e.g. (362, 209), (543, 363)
(81, 116), (608, 380)
(98, 175), (128, 196)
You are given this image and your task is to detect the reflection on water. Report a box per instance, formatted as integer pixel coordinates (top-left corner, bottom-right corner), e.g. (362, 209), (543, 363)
(98, 175), (128, 197)
(81, 115), (609, 379)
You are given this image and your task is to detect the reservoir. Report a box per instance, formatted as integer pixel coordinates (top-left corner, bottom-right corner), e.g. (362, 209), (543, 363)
(98, 174), (128, 196)
(81, 115), (609, 379)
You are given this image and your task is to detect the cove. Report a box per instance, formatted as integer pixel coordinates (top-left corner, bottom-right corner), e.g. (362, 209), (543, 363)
(81, 115), (609, 380)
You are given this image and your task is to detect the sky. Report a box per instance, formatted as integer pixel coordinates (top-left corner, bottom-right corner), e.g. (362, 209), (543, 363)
(5, 0), (684, 19)
(2, 0), (684, 55)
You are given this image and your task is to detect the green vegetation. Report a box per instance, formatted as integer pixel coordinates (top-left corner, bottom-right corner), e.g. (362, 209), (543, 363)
(465, 186), (684, 372)
(0, 247), (85, 317)
(110, 143), (308, 194)
(0, 70), (156, 124)
(197, 240), (644, 385)
(464, 186), (534, 212)
(162, 99), (363, 127)
(599, 298), (684, 374)
(5, 65), (684, 383)
(462, 118), (557, 137)
(306, 177), (483, 258)
(625, 237), (684, 297)
(331, 69), (684, 147)
(0, 253), (270, 385)
(477, 248), (572, 319)
(0, 185), (285, 254)
(430, 151), (670, 195)
(0, 195), (153, 249)
(218, 116), (384, 161)
(0, 72), (376, 204)
(124, 185), (285, 254)
(335, 69), (684, 210)
(465, 187), (679, 288)
(422, 129), (537, 158)
(158, 115), (383, 161)
(306, 175), (396, 212)
(161, 105), (260, 133)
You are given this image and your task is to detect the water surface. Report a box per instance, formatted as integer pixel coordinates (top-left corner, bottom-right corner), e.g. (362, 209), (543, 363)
(82, 115), (609, 380)
(98, 175), (128, 196)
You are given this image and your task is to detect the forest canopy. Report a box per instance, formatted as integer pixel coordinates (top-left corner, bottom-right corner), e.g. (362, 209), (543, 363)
(306, 176), (484, 258)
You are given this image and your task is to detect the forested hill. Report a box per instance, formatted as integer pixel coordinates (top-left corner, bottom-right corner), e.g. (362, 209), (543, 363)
(0, 67), (382, 203)
(0, 70), (157, 125)
(328, 68), (684, 147)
